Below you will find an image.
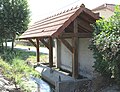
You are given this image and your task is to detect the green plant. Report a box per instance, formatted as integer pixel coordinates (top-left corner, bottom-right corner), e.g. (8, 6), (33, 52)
(0, 54), (40, 91)
(0, 48), (49, 91)
(0, 57), (40, 91)
(20, 81), (37, 92)
(0, 48), (36, 62)
(26, 54), (48, 65)
(0, 49), (16, 62)
(89, 6), (120, 83)
(0, 0), (30, 51)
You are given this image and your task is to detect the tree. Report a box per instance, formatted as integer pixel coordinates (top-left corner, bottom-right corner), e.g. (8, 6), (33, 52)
(0, 0), (30, 51)
(89, 6), (120, 83)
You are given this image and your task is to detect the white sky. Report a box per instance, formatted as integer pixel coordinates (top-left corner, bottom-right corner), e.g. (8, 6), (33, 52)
(28, 0), (120, 23)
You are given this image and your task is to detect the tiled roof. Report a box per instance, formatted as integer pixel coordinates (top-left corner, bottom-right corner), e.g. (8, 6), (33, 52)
(92, 3), (116, 12)
(20, 4), (99, 39)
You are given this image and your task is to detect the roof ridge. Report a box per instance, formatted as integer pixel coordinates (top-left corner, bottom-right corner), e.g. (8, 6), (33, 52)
(34, 5), (80, 24)
(50, 4), (86, 18)
(92, 3), (116, 11)
(20, 4), (99, 39)
(51, 5), (79, 16)
(48, 4), (86, 19)
(106, 3), (116, 6)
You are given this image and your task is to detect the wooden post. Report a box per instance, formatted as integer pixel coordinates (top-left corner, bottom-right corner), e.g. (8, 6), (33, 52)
(56, 39), (61, 68)
(36, 38), (40, 64)
(72, 18), (79, 79)
(49, 37), (53, 67)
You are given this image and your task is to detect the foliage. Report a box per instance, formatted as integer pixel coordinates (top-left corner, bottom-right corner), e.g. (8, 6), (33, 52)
(0, 49), (16, 62)
(89, 6), (120, 83)
(0, 49), (41, 91)
(0, 0), (30, 51)
(20, 81), (37, 92)
(26, 54), (48, 64)
(0, 48), (35, 63)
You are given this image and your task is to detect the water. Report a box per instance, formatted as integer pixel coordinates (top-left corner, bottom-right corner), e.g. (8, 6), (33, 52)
(31, 77), (55, 92)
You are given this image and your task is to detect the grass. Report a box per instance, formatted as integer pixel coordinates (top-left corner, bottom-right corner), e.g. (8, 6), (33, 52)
(1, 48), (48, 64)
(0, 48), (48, 92)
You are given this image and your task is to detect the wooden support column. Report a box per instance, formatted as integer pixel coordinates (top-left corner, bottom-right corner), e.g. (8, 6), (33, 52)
(56, 38), (61, 68)
(36, 38), (40, 64)
(49, 37), (53, 67)
(72, 18), (79, 79)
(29, 39), (37, 47)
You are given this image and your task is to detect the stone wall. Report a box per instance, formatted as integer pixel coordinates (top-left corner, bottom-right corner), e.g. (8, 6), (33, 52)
(78, 38), (95, 78)
(55, 79), (92, 92)
(56, 38), (95, 78)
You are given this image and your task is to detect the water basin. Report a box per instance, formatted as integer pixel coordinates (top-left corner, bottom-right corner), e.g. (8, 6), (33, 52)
(31, 77), (55, 92)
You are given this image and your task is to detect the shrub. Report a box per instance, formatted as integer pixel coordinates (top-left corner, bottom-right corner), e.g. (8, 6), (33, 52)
(0, 57), (40, 87)
(89, 6), (120, 83)
(0, 48), (40, 91)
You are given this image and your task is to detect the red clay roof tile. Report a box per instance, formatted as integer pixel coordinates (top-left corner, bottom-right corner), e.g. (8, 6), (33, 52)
(20, 4), (99, 39)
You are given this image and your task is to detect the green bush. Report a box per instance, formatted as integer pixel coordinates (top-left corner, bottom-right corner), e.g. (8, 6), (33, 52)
(0, 49), (16, 62)
(89, 6), (120, 83)
(0, 48), (36, 62)
(0, 48), (40, 91)
(0, 57), (40, 88)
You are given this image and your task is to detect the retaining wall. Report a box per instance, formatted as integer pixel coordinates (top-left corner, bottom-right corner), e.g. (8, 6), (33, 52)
(55, 79), (92, 92)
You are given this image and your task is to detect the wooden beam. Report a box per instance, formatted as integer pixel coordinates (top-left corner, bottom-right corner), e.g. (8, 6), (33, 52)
(40, 38), (49, 49)
(78, 33), (92, 38)
(59, 33), (75, 38)
(56, 39), (61, 68)
(29, 39), (37, 47)
(79, 13), (96, 23)
(36, 38), (40, 63)
(83, 9), (99, 20)
(78, 18), (93, 32)
(49, 37), (53, 67)
(72, 37), (79, 79)
(58, 38), (73, 53)
(60, 33), (92, 38)
(72, 18), (79, 79)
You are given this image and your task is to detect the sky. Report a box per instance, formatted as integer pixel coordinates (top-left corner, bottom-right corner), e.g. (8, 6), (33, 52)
(28, 0), (120, 23)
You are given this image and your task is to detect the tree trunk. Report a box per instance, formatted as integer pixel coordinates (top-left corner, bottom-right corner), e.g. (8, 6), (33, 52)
(5, 38), (7, 50)
(11, 39), (14, 51)
(11, 33), (16, 51)
(1, 39), (4, 51)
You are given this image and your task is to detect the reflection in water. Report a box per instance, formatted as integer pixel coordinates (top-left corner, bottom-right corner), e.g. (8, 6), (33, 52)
(31, 77), (55, 92)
